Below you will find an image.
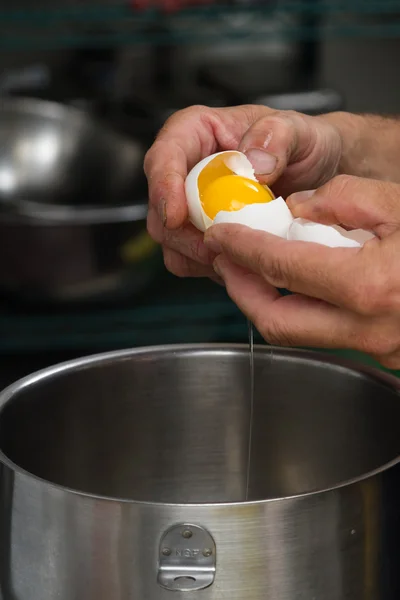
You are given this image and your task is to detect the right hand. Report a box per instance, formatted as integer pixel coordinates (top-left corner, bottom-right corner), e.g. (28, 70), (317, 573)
(144, 105), (343, 279)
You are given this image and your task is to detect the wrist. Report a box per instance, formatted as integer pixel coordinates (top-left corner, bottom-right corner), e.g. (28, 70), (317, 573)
(318, 111), (366, 177)
(319, 111), (400, 182)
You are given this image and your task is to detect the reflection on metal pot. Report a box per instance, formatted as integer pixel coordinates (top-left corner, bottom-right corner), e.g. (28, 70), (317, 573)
(0, 97), (159, 305)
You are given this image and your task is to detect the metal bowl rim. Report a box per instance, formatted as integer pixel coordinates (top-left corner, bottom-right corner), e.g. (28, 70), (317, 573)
(0, 201), (148, 225)
(0, 343), (399, 507)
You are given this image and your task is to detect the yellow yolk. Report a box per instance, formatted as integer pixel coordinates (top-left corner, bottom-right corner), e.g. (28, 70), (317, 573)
(197, 155), (233, 193)
(200, 174), (274, 220)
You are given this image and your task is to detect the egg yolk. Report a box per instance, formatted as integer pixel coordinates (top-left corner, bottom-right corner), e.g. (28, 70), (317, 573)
(200, 174), (274, 220)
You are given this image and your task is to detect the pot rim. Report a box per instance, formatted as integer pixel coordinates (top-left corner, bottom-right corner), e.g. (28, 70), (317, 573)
(0, 343), (399, 507)
(0, 200), (148, 226)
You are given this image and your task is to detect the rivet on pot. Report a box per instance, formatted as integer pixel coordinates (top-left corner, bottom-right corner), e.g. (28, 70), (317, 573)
(162, 547), (172, 556)
(182, 529), (193, 539)
(203, 548), (212, 557)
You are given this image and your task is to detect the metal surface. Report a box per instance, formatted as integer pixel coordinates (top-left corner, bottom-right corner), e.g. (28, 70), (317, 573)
(158, 524), (216, 591)
(0, 344), (399, 599)
(0, 97), (159, 305)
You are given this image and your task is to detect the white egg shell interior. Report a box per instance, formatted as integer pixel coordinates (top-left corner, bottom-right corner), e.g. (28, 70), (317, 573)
(185, 151), (260, 232)
(213, 196), (293, 238)
(288, 218), (375, 248)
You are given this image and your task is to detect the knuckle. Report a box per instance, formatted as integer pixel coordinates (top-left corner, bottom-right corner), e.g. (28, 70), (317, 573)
(152, 106), (202, 143)
(184, 104), (209, 115)
(259, 252), (290, 289)
(269, 109), (300, 127)
(283, 109), (301, 119)
(163, 247), (205, 278)
(162, 248), (186, 278)
(326, 173), (356, 196)
(167, 105), (209, 128)
(143, 139), (168, 176)
(143, 146), (154, 176)
(244, 111), (294, 149)
(266, 112), (295, 134)
(192, 237), (211, 264)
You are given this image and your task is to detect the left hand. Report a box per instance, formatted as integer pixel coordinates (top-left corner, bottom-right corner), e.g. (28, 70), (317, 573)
(204, 175), (400, 370)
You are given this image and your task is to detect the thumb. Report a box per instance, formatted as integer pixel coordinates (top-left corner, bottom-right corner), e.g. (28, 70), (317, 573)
(287, 175), (400, 238)
(238, 111), (341, 196)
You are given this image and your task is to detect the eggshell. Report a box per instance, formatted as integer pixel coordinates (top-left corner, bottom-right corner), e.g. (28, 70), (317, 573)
(185, 151), (261, 232)
(213, 196), (293, 238)
(186, 151), (376, 249)
(288, 218), (375, 248)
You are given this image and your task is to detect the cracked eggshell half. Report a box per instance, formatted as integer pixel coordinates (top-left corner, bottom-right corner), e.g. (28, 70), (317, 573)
(288, 218), (376, 248)
(185, 150), (275, 232)
(213, 196), (294, 238)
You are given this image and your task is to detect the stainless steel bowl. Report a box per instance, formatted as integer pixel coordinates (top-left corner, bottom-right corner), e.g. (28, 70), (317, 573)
(0, 97), (159, 305)
(0, 344), (400, 599)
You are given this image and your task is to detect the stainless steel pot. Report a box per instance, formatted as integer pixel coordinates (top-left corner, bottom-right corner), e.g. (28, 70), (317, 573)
(0, 202), (160, 306)
(0, 97), (160, 306)
(0, 344), (400, 599)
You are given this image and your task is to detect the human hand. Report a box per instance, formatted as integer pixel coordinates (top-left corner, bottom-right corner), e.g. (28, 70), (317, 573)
(204, 175), (400, 369)
(145, 105), (342, 279)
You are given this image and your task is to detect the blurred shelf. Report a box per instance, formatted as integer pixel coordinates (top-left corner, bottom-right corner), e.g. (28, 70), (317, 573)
(1, 2), (400, 49)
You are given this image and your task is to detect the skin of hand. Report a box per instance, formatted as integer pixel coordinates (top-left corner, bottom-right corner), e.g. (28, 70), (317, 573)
(203, 175), (400, 370)
(323, 112), (400, 184)
(145, 105), (343, 280)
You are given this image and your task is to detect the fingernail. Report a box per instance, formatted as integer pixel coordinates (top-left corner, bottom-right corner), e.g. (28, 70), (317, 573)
(287, 189), (316, 209)
(158, 198), (167, 226)
(204, 232), (222, 254)
(245, 149), (277, 175)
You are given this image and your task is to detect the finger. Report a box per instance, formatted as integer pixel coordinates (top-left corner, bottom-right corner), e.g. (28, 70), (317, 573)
(214, 255), (399, 354)
(163, 247), (216, 278)
(373, 349), (400, 371)
(148, 204), (216, 268)
(144, 105), (268, 230)
(287, 175), (400, 238)
(144, 108), (218, 230)
(147, 204), (163, 241)
(205, 223), (390, 316)
(149, 210), (215, 269)
(145, 140), (191, 230)
(163, 224), (216, 265)
(238, 111), (341, 195)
